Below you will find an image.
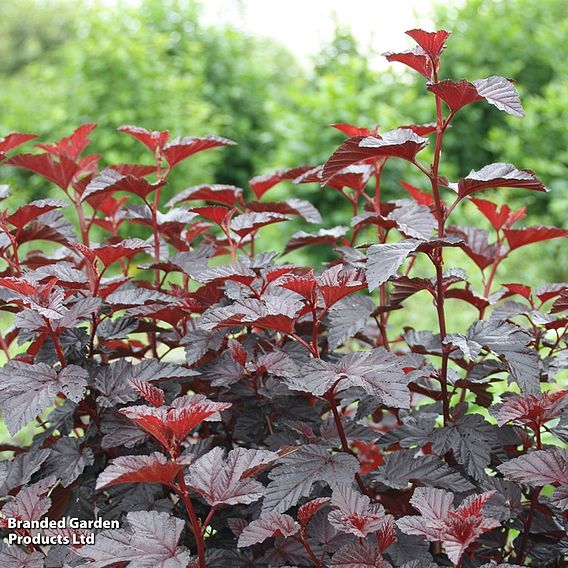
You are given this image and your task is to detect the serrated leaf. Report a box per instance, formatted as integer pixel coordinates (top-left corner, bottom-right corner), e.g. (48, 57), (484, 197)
(44, 437), (94, 487)
(187, 446), (278, 506)
(77, 510), (191, 568)
(237, 512), (298, 547)
(263, 445), (359, 513)
(366, 240), (421, 291)
(0, 362), (87, 435)
(330, 541), (392, 568)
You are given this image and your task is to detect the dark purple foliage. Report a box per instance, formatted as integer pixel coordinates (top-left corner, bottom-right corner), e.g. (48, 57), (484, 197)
(0, 28), (566, 568)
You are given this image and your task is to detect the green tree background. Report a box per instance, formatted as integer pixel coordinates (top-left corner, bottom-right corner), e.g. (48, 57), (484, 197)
(0, 0), (565, 278)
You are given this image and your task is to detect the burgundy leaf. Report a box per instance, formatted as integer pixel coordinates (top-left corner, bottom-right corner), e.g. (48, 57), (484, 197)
(187, 446), (278, 506)
(166, 183), (243, 208)
(471, 197), (526, 231)
(452, 163), (548, 198)
(0, 362), (87, 435)
(82, 168), (165, 201)
(428, 77), (524, 117)
(247, 198), (322, 223)
(285, 226), (348, 254)
(93, 238), (150, 266)
(6, 198), (68, 229)
(498, 449), (568, 487)
(237, 512), (298, 547)
(328, 485), (387, 537)
(317, 265), (367, 307)
(77, 510), (191, 567)
(493, 391), (568, 427)
(118, 124), (170, 151)
(249, 166), (313, 199)
(400, 180), (433, 206)
(263, 445), (360, 514)
(366, 239), (422, 291)
(322, 129), (428, 185)
(230, 211), (290, 237)
(330, 541), (393, 568)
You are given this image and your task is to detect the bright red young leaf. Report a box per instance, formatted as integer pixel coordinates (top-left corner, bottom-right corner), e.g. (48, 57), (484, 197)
(230, 211), (290, 237)
(384, 48), (433, 79)
(128, 377), (165, 407)
(0, 132), (38, 159)
(109, 163), (156, 177)
(400, 181), (434, 206)
(406, 28), (451, 62)
(118, 124), (170, 151)
(331, 123), (373, 137)
(36, 123), (96, 160)
(93, 239), (150, 267)
(120, 395), (232, 450)
(504, 226), (568, 251)
(249, 166), (313, 199)
(471, 197), (526, 230)
(191, 205), (231, 226)
(298, 497), (330, 526)
(163, 135), (236, 168)
(317, 265), (367, 307)
(5, 153), (80, 190)
(96, 452), (187, 490)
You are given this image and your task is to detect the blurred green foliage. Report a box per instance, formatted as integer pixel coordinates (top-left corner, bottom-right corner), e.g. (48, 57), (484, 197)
(0, 0), (565, 281)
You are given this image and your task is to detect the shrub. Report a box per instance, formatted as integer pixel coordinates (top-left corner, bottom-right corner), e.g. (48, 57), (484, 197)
(0, 29), (567, 568)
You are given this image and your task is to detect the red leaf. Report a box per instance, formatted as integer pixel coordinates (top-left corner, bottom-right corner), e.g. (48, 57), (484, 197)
(331, 123), (373, 137)
(128, 378), (165, 407)
(166, 184), (243, 208)
(163, 135), (236, 168)
(118, 124), (169, 151)
(191, 205), (231, 226)
(277, 272), (317, 300)
(93, 238), (150, 267)
(453, 163), (548, 198)
(120, 396), (231, 450)
(428, 77), (524, 117)
(399, 122), (438, 136)
(6, 199), (68, 229)
(471, 197), (526, 230)
(298, 497), (330, 526)
(5, 153), (80, 190)
(504, 226), (568, 251)
(82, 168), (165, 201)
(406, 28), (451, 61)
(0, 132), (38, 158)
(502, 282), (532, 300)
(36, 123), (96, 160)
(551, 290), (568, 314)
(317, 265), (367, 307)
(96, 452), (185, 490)
(110, 163), (157, 177)
(384, 48), (433, 78)
(249, 166), (313, 199)
(322, 129), (428, 185)
(400, 180), (433, 206)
